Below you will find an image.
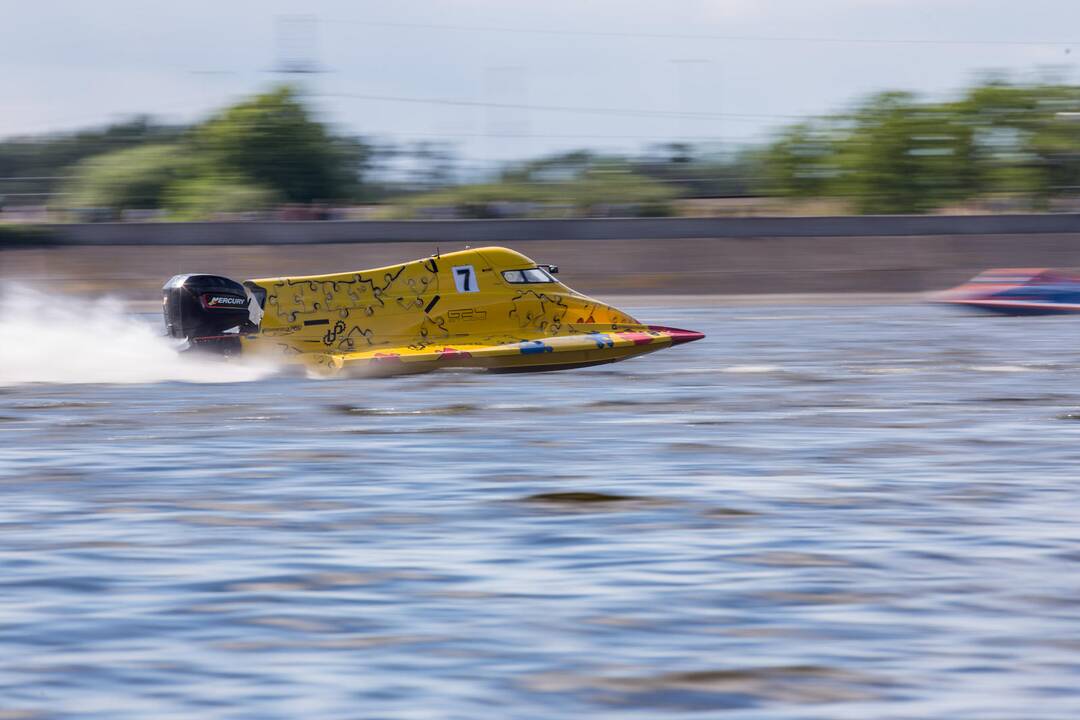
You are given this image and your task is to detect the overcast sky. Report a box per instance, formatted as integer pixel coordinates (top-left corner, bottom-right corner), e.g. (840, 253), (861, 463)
(2, 0), (1078, 169)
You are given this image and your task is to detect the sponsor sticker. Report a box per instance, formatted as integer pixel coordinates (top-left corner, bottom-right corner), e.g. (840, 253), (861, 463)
(204, 294), (248, 308)
(447, 308), (487, 322)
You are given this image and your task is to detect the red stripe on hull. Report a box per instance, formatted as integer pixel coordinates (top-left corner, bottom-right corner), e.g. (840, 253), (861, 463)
(647, 325), (706, 345)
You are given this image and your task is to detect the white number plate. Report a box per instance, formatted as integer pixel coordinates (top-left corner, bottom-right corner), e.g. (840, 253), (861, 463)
(452, 265), (479, 293)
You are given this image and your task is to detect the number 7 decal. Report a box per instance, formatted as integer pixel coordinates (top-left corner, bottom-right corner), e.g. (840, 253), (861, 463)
(452, 265), (479, 293)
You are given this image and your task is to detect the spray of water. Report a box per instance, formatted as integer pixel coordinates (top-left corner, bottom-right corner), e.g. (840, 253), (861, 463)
(0, 286), (278, 386)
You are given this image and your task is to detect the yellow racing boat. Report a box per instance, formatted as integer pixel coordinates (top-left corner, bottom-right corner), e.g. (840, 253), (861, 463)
(163, 246), (703, 376)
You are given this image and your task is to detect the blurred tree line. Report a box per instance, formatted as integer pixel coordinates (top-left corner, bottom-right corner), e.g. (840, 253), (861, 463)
(0, 118), (185, 209)
(392, 145), (763, 218)
(763, 79), (1080, 213)
(0, 87), (389, 219)
(3, 78), (1080, 219)
(61, 87), (373, 218)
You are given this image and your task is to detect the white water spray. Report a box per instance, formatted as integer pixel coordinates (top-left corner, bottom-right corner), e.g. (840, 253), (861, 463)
(0, 286), (277, 386)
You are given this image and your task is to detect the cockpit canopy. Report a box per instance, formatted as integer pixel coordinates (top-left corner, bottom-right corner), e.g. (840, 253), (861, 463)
(502, 267), (558, 284)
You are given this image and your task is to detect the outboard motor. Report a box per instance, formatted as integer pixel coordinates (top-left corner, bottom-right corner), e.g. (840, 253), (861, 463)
(162, 274), (258, 354)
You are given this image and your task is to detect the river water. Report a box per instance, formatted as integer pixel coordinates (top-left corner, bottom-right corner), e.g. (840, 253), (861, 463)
(2, 301), (1080, 719)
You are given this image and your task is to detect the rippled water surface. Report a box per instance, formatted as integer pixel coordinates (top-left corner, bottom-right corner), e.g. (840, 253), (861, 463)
(4, 303), (1080, 719)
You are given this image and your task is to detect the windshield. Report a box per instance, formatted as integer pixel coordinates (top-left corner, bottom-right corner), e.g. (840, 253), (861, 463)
(971, 273), (1038, 284)
(502, 268), (557, 284)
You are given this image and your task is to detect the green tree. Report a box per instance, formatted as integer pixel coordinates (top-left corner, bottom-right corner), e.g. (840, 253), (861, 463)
(962, 81), (1080, 204)
(833, 92), (978, 214)
(761, 120), (844, 199)
(762, 92), (981, 213)
(761, 80), (1080, 213)
(0, 117), (183, 208)
(193, 86), (360, 203)
(164, 175), (278, 219)
(64, 143), (194, 210)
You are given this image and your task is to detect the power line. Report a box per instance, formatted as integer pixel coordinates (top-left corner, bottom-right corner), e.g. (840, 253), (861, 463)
(358, 131), (756, 142)
(319, 92), (801, 122)
(331, 19), (1078, 49)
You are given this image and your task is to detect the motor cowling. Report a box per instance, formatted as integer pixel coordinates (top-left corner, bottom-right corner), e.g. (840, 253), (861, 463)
(163, 274), (257, 353)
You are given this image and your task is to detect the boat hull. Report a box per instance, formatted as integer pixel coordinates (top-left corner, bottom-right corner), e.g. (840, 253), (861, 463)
(936, 268), (1080, 317)
(221, 247), (704, 376)
(942, 299), (1080, 316)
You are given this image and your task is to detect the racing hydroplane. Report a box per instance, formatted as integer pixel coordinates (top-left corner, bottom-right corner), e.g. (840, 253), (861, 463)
(935, 268), (1080, 315)
(163, 246), (704, 376)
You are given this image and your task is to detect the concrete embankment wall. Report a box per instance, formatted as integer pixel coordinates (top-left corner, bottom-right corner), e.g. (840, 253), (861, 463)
(39, 213), (1080, 244)
(5, 215), (1080, 299)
